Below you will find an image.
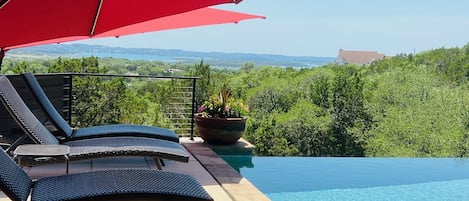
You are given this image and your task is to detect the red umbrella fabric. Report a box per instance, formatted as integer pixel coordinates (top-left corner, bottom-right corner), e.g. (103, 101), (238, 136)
(0, 0), (244, 50)
(4, 7), (265, 50)
(97, 7), (265, 38)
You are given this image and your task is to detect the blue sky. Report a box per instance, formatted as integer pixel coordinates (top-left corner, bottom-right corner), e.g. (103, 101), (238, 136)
(74, 0), (469, 57)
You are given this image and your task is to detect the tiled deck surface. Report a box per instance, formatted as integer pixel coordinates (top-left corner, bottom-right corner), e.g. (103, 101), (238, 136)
(0, 138), (270, 201)
(184, 138), (270, 201)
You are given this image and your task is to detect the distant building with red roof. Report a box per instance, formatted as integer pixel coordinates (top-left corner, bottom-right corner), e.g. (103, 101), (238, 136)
(336, 49), (386, 65)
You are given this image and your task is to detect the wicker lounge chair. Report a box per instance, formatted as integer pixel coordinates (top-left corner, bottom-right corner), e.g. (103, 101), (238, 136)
(0, 149), (213, 201)
(21, 72), (180, 143)
(0, 75), (188, 168)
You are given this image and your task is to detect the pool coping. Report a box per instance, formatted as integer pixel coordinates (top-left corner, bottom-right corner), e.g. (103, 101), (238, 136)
(183, 138), (271, 201)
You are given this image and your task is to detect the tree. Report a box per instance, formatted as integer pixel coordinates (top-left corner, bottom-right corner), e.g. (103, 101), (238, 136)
(330, 67), (369, 156)
(240, 62), (255, 73)
(48, 56), (127, 127)
(193, 59), (211, 107)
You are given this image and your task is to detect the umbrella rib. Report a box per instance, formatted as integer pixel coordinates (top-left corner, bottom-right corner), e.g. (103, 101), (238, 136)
(90, 0), (104, 36)
(0, 0), (10, 9)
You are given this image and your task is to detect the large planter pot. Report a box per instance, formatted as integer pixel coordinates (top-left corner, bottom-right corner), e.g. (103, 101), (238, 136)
(195, 116), (246, 145)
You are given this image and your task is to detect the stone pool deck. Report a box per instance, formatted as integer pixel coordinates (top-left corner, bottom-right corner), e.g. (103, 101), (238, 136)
(0, 137), (270, 201)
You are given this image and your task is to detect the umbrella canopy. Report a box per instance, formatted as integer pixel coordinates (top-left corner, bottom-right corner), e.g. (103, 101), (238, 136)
(0, 0), (244, 50)
(3, 7), (265, 50)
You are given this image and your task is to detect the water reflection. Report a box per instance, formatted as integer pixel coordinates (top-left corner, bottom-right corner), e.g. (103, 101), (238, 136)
(220, 155), (254, 172)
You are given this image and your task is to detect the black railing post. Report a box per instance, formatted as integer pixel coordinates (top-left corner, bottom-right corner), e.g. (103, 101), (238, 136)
(190, 78), (197, 140)
(66, 74), (73, 124)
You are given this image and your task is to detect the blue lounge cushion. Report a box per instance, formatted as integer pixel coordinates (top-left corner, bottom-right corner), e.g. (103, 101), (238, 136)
(22, 73), (180, 143)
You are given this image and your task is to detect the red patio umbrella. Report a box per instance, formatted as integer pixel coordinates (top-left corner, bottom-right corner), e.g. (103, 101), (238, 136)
(4, 7), (265, 50)
(0, 0), (244, 50)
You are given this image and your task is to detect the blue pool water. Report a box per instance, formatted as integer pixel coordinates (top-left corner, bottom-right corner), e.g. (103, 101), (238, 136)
(221, 156), (469, 201)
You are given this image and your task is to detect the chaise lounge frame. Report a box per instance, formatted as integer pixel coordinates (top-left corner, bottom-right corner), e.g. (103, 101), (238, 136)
(0, 75), (188, 169)
(0, 149), (213, 201)
(21, 72), (180, 143)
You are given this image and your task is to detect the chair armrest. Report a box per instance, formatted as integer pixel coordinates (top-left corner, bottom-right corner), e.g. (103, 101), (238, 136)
(14, 144), (70, 174)
(14, 144), (70, 158)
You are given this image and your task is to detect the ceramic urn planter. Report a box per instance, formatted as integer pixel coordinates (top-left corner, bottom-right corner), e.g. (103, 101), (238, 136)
(195, 115), (246, 145)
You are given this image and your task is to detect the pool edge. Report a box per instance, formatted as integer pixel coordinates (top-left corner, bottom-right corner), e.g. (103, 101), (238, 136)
(183, 138), (271, 201)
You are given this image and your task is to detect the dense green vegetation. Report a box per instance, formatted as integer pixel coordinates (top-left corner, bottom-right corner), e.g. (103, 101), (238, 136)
(2, 44), (468, 157)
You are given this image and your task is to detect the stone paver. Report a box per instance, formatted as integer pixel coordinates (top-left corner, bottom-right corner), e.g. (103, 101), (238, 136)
(183, 139), (271, 201)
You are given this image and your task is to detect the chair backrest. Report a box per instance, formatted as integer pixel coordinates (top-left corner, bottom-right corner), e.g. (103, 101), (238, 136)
(0, 150), (32, 201)
(22, 73), (73, 138)
(0, 76), (60, 145)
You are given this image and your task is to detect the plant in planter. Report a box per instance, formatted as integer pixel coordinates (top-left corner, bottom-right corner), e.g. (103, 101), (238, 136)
(196, 84), (249, 145)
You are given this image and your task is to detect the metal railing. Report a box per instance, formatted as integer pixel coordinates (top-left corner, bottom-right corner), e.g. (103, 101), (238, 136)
(2, 73), (198, 139)
(68, 73), (198, 139)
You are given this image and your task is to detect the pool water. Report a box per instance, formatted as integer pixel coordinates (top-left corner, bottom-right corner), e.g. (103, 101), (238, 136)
(221, 156), (469, 201)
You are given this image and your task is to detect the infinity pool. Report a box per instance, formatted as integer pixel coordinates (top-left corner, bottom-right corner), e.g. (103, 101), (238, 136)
(221, 156), (469, 201)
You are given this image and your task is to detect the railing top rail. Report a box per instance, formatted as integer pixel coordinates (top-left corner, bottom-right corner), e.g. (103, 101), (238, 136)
(31, 73), (200, 80)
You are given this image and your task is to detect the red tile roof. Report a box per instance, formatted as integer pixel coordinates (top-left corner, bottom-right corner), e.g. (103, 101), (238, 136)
(336, 49), (385, 65)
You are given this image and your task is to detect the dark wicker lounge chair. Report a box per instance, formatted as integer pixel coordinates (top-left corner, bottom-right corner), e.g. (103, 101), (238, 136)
(21, 72), (180, 143)
(0, 75), (188, 168)
(0, 149), (214, 201)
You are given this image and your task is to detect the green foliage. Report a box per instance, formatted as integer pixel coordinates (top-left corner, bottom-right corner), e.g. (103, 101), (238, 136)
(365, 65), (469, 157)
(45, 56), (177, 129)
(329, 67), (372, 156)
(198, 84), (249, 118)
(309, 74), (330, 109)
(4, 56), (192, 133)
(241, 65), (373, 156)
(48, 57), (126, 127)
(240, 62), (256, 73)
(241, 44), (469, 157)
(245, 100), (333, 156)
(414, 47), (469, 84)
(193, 60), (211, 107)
(48, 56), (101, 73)
(1, 57), (50, 74)
(6, 43), (469, 157)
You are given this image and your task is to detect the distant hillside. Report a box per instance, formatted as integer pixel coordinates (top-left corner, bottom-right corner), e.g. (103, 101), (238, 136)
(8, 44), (335, 68)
